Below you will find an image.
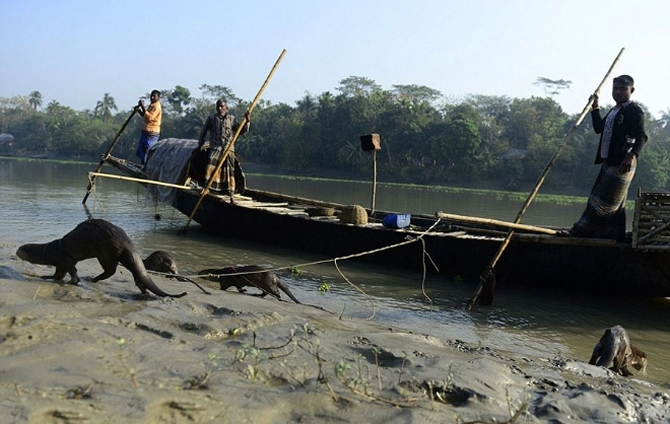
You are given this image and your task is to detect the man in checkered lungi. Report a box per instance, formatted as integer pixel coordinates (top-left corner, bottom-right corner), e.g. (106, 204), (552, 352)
(567, 75), (648, 240)
(198, 99), (250, 200)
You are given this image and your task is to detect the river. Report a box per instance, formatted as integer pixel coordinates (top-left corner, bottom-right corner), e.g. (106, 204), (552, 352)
(1, 158), (669, 386)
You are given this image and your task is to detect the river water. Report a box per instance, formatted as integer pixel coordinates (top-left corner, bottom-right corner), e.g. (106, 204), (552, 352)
(1, 158), (669, 386)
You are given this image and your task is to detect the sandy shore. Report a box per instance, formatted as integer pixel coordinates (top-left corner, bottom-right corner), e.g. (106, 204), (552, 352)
(1, 239), (668, 424)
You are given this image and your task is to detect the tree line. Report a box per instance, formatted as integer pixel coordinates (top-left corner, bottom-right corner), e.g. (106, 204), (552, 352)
(2, 76), (670, 194)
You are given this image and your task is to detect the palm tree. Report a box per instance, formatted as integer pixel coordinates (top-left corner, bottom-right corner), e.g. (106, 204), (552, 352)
(46, 100), (61, 114)
(94, 93), (118, 122)
(28, 91), (43, 110)
(296, 93), (319, 121)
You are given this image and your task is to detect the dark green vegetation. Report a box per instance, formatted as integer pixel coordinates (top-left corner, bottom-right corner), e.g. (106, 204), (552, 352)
(2, 77), (670, 194)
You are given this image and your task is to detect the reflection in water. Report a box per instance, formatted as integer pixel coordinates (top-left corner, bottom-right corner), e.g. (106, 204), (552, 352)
(1, 159), (668, 385)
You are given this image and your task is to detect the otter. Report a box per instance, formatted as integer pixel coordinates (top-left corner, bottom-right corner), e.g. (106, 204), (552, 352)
(588, 325), (647, 376)
(143, 250), (212, 295)
(16, 219), (187, 298)
(198, 265), (300, 303)
(143, 251), (179, 275)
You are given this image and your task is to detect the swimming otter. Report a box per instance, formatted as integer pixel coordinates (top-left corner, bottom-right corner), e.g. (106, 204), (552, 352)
(588, 325), (647, 376)
(16, 219), (187, 298)
(198, 265), (300, 303)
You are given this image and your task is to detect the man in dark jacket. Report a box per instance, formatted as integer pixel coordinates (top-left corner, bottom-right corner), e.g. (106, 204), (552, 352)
(567, 75), (648, 240)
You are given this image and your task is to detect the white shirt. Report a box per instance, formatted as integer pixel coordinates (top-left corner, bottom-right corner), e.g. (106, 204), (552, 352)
(600, 105), (621, 159)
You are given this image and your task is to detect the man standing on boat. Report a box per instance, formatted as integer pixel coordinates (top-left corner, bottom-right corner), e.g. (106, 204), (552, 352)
(198, 99), (250, 198)
(135, 89), (162, 164)
(566, 75), (648, 240)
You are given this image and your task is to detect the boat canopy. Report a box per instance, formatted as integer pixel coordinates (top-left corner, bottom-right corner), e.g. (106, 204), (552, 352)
(145, 138), (198, 206)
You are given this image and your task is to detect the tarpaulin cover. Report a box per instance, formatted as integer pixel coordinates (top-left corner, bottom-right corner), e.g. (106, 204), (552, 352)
(144, 138), (198, 206)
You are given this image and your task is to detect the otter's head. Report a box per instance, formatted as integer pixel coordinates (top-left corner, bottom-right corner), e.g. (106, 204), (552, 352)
(16, 244), (46, 265)
(630, 346), (648, 376)
(16, 244), (33, 261)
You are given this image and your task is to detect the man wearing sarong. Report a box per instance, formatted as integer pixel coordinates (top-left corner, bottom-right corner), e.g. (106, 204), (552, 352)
(135, 89), (162, 164)
(567, 75), (648, 240)
(198, 99), (250, 199)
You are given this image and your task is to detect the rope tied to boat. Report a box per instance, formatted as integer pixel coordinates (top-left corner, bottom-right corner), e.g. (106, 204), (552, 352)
(178, 219), (444, 320)
(83, 194), (443, 319)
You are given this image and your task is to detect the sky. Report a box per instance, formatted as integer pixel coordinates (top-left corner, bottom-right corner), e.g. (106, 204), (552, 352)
(1, 0), (669, 119)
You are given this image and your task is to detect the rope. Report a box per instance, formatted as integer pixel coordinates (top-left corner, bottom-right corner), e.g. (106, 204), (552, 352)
(87, 196), (444, 317)
(187, 219), (443, 319)
(146, 270), (212, 294)
(182, 218), (443, 280)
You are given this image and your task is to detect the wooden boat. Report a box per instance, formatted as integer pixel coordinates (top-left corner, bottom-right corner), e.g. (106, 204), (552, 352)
(90, 138), (670, 298)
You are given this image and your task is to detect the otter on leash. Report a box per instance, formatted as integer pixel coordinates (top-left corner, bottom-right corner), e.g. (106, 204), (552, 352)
(198, 265), (300, 303)
(143, 250), (211, 295)
(16, 219), (187, 298)
(143, 251), (179, 275)
(588, 325), (647, 376)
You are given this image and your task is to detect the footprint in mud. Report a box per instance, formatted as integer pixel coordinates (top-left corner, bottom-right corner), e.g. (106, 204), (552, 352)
(187, 303), (237, 317)
(131, 322), (174, 339)
(145, 400), (206, 423)
(179, 322), (226, 340)
(349, 335), (409, 367)
(36, 409), (89, 424)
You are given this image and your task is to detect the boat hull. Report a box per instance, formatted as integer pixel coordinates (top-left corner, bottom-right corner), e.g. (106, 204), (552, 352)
(97, 147), (670, 299)
(174, 190), (670, 298)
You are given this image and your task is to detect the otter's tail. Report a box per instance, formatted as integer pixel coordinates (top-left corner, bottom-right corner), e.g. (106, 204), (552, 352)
(126, 252), (187, 298)
(278, 281), (301, 304)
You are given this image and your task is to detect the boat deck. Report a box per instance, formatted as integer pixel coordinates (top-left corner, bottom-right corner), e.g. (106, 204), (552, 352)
(100, 155), (633, 249)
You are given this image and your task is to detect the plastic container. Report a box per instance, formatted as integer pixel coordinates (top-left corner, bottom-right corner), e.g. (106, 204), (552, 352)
(382, 214), (411, 229)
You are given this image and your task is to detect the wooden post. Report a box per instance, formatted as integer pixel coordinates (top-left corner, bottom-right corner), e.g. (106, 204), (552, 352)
(360, 134), (381, 215)
(371, 150), (377, 214)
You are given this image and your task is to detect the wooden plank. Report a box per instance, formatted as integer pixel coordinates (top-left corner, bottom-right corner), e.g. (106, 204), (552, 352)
(259, 207), (309, 215)
(236, 201), (290, 208)
(249, 188), (347, 209)
(633, 196), (642, 247)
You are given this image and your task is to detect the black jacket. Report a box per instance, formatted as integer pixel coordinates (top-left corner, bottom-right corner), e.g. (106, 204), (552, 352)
(592, 102), (648, 166)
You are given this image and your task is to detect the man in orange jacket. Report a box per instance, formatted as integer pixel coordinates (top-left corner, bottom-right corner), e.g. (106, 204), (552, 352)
(135, 89), (162, 164)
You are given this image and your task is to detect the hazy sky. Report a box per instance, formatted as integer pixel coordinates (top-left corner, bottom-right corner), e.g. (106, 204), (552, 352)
(1, 0), (668, 118)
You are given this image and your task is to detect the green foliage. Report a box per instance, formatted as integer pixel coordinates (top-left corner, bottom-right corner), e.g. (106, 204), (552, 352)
(3, 81), (670, 195)
(166, 85), (191, 115)
(94, 93), (117, 123)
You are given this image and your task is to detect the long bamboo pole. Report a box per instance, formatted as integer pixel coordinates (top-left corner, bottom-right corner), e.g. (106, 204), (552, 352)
(182, 49), (287, 233)
(82, 109), (137, 204)
(88, 172), (191, 190)
(466, 47), (626, 311)
(435, 212), (557, 235)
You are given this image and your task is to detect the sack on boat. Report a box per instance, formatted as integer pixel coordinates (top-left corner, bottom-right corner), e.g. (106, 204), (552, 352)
(340, 205), (368, 225)
(382, 214), (411, 229)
